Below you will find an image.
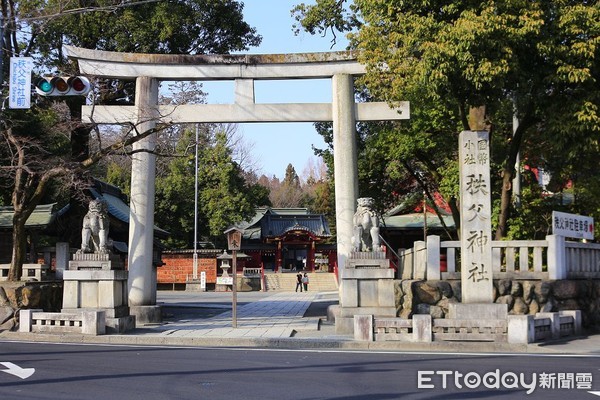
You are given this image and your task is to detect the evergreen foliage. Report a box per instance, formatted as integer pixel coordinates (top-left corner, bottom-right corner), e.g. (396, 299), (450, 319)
(294, 0), (600, 240)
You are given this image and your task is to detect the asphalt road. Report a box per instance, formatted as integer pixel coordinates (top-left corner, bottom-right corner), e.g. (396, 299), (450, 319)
(1, 341), (599, 400)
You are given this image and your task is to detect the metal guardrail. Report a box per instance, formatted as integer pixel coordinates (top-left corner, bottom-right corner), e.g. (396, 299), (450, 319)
(378, 234), (399, 270)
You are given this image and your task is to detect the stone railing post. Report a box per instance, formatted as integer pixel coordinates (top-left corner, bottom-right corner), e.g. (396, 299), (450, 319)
(81, 311), (106, 335)
(18, 309), (41, 333)
(414, 241), (426, 279)
(426, 235), (441, 280)
(399, 248), (414, 280)
(55, 242), (70, 280)
(547, 235), (567, 280)
(507, 315), (535, 344)
(412, 314), (432, 342)
(560, 310), (583, 336)
(537, 312), (561, 340)
(354, 315), (373, 341)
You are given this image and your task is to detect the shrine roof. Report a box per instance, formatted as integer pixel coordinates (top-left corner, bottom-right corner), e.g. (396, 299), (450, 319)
(262, 215), (331, 238)
(240, 208), (331, 240)
(0, 203), (57, 229)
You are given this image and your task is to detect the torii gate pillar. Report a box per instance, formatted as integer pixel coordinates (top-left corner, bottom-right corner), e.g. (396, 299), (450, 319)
(127, 77), (162, 323)
(332, 74), (358, 289)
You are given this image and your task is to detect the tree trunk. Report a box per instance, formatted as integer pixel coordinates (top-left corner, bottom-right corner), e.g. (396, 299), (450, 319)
(448, 197), (461, 240)
(468, 106), (488, 131)
(495, 170), (514, 239)
(9, 214), (27, 281)
(495, 105), (534, 239)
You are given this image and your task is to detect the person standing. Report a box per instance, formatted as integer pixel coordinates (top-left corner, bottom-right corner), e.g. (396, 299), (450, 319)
(302, 273), (309, 292)
(296, 272), (303, 292)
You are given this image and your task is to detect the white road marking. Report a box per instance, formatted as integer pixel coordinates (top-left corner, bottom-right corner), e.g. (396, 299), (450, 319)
(0, 362), (35, 379)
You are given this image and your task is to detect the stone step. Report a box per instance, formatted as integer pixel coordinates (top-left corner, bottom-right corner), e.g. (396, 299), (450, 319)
(264, 272), (338, 292)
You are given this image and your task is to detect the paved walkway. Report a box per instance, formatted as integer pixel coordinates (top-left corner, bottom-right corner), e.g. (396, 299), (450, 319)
(139, 292), (323, 339)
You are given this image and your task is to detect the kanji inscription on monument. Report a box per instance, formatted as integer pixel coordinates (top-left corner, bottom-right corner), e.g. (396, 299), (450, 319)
(459, 131), (493, 303)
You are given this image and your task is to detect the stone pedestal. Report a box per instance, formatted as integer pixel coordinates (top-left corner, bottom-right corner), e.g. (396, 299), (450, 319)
(63, 253), (135, 333)
(68, 252), (124, 271)
(130, 305), (162, 325)
(336, 252), (396, 334)
(447, 303), (508, 320)
(185, 281), (205, 291)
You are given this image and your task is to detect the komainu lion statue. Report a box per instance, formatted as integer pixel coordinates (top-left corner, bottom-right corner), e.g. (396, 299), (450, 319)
(79, 199), (110, 254)
(352, 197), (381, 252)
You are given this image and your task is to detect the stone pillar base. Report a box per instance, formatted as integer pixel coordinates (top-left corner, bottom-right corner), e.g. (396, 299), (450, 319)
(130, 305), (162, 325)
(62, 267), (135, 333)
(336, 307), (396, 334)
(186, 281), (206, 291)
(336, 256), (395, 335)
(335, 317), (354, 334)
(106, 315), (136, 334)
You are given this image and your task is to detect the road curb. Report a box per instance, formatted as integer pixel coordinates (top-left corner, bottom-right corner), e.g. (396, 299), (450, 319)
(0, 330), (575, 354)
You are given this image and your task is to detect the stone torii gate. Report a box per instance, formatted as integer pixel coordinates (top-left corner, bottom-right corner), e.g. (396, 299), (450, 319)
(65, 46), (409, 322)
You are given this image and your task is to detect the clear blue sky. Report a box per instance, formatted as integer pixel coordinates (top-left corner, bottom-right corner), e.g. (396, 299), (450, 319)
(203, 0), (349, 180)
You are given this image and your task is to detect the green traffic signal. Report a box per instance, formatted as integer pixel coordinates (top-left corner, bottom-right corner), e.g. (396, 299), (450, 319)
(36, 79), (53, 94)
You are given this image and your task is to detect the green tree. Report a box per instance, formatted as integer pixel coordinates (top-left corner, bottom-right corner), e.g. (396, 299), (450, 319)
(197, 131), (263, 244)
(154, 131), (197, 249)
(0, 0), (262, 280)
(294, 0), (600, 240)
(27, 0), (261, 63)
(153, 127), (270, 249)
(104, 160), (131, 197)
(101, 124), (270, 249)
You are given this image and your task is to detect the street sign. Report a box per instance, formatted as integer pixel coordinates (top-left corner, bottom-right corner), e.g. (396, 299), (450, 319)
(225, 227), (243, 251)
(8, 57), (33, 109)
(552, 211), (594, 240)
(216, 276), (233, 285)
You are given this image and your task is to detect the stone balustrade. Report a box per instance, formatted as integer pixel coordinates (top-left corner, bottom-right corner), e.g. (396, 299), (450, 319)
(0, 264), (49, 282)
(19, 309), (106, 335)
(355, 310), (581, 343)
(242, 267), (262, 277)
(399, 235), (600, 281)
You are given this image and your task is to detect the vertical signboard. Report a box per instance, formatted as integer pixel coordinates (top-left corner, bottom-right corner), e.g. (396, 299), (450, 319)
(9, 57), (33, 109)
(200, 271), (206, 291)
(459, 131), (493, 303)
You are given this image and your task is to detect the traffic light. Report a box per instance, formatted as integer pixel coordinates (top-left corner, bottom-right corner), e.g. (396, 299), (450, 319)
(34, 76), (91, 96)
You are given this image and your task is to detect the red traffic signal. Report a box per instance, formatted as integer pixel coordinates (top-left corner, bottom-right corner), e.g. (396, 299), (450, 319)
(35, 76), (91, 96)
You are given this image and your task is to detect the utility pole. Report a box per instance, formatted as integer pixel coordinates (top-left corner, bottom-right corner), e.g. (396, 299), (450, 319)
(193, 124), (199, 281)
(1, 13), (5, 100)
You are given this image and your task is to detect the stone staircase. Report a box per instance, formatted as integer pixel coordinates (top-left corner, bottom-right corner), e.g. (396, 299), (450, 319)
(264, 272), (338, 292)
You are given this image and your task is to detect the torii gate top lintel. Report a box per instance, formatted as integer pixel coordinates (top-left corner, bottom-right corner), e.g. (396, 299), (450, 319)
(65, 45), (409, 124)
(65, 45), (366, 80)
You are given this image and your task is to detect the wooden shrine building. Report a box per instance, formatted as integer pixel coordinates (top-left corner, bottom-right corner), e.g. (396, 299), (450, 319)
(240, 208), (336, 273)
